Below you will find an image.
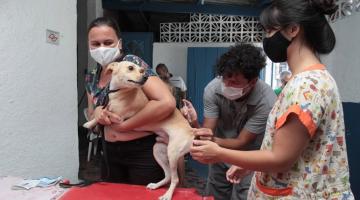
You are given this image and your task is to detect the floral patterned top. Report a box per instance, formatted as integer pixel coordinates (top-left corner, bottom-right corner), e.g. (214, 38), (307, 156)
(248, 64), (354, 199)
(85, 65), (108, 107)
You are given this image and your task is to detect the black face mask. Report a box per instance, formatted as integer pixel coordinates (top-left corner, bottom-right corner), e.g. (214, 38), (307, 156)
(263, 31), (291, 63)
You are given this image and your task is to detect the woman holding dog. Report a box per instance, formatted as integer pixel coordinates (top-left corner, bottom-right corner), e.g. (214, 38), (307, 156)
(85, 17), (175, 185)
(190, 0), (354, 199)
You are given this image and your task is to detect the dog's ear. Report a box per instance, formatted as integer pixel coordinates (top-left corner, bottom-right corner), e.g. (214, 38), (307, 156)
(106, 62), (117, 74)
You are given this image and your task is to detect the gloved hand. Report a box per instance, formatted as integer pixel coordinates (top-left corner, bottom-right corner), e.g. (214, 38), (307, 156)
(180, 99), (198, 124)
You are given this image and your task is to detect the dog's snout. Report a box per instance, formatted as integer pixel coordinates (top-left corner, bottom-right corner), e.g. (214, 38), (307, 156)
(140, 75), (149, 85)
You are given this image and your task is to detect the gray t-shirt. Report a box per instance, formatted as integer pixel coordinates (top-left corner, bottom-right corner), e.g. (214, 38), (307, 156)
(203, 77), (276, 150)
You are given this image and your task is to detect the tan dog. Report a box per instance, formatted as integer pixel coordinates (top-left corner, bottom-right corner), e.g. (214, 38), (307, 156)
(83, 60), (194, 200)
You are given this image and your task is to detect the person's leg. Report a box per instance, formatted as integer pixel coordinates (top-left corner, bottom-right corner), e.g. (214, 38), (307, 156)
(205, 163), (232, 200)
(100, 141), (128, 183)
(126, 135), (164, 185)
(230, 172), (254, 200)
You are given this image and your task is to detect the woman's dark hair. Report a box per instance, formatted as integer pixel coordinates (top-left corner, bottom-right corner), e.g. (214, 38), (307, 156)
(216, 43), (266, 80)
(260, 0), (337, 54)
(156, 63), (173, 77)
(156, 63), (168, 72)
(88, 17), (121, 39)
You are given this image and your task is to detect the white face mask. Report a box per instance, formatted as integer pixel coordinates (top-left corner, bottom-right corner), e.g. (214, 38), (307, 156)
(90, 41), (121, 66)
(221, 82), (247, 100)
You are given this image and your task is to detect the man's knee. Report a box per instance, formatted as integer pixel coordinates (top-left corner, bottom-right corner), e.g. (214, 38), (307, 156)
(206, 180), (232, 200)
(230, 173), (253, 200)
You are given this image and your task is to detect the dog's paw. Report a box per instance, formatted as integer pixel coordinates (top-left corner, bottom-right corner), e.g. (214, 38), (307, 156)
(159, 194), (172, 200)
(146, 183), (159, 190)
(83, 119), (97, 129)
(83, 122), (91, 129)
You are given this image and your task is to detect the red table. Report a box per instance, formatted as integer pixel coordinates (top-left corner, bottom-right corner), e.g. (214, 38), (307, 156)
(59, 182), (213, 200)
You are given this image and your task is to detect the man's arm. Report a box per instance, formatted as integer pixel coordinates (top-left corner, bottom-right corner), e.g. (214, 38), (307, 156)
(203, 117), (217, 130)
(214, 129), (257, 150)
(216, 87), (276, 150)
(195, 119), (258, 150)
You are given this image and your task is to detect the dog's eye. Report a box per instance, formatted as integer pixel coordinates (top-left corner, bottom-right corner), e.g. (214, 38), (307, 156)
(128, 66), (134, 71)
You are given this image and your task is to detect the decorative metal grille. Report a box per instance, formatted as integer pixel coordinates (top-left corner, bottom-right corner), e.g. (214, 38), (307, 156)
(160, 0), (359, 43)
(160, 13), (263, 43)
(329, 0), (360, 22)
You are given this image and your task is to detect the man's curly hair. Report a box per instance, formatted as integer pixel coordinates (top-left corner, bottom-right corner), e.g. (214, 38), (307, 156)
(216, 43), (266, 80)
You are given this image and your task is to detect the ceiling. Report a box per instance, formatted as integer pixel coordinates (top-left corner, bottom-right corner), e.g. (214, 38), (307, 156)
(102, 0), (270, 42)
(103, 0), (269, 15)
(108, 0), (259, 5)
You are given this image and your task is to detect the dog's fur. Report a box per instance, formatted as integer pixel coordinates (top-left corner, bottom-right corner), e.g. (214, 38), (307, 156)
(83, 61), (194, 200)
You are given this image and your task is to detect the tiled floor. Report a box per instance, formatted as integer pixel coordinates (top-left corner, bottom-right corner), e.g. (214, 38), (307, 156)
(77, 127), (208, 195)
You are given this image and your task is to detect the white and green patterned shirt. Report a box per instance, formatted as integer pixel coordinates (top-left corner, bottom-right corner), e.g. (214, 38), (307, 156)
(248, 64), (354, 199)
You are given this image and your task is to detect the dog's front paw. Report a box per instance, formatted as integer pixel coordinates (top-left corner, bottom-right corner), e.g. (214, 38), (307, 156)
(146, 183), (159, 190)
(159, 194), (172, 200)
(83, 119), (97, 129)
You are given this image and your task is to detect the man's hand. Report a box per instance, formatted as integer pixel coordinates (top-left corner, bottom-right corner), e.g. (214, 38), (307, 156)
(180, 99), (198, 123)
(226, 165), (251, 184)
(192, 128), (214, 141)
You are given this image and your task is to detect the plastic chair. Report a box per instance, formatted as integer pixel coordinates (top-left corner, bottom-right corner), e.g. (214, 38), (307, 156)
(83, 108), (100, 162)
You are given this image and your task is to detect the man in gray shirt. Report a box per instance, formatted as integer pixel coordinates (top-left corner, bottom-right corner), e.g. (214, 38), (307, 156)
(183, 43), (276, 200)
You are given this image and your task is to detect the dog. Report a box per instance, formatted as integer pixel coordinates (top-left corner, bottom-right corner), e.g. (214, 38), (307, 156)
(83, 55), (194, 200)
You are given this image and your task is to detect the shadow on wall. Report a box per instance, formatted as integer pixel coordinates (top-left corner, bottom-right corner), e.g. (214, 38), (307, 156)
(343, 102), (360, 198)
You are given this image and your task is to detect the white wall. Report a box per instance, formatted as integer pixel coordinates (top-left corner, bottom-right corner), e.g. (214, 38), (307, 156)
(322, 14), (360, 102)
(0, 0), (78, 181)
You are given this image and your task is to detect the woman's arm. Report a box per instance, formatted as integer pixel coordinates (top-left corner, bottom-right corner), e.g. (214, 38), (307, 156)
(86, 92), (157, 140)
(111, 76), (176, 132)
(190, 114), (310, 173)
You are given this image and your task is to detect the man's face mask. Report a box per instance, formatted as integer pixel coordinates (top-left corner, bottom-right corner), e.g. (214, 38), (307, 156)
(221, 82), (250, 100)
(90, 41), (121, 66)
(263, 31), (291, 63)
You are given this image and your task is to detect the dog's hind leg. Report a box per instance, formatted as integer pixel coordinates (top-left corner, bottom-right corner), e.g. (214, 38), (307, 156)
(158, 143), (184, 200)
(146, 142), (171, 190)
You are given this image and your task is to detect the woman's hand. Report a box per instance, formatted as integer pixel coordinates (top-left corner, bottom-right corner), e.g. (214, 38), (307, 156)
(190, 140), (221, 164)
(94, 106), (122, 125)
(226, 165), (251, 184)
(180, 99), (198, 123)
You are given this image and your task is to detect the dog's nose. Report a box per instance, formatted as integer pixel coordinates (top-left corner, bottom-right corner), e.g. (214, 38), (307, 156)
(140, 75), (149, 85)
